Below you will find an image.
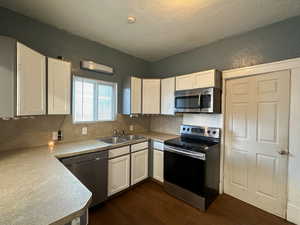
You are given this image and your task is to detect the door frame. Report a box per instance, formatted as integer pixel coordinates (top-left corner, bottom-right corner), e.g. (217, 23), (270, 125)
(220, 57), (300, 222)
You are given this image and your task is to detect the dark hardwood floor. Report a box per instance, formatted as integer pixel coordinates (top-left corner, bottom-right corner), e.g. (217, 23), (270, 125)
(89, 181), (292, 225)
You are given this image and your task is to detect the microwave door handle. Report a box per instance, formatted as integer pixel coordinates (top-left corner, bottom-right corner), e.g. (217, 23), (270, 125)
(198, 93), (202, 108)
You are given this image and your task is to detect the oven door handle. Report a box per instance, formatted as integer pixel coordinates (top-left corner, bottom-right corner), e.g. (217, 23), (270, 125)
(164, 146), (206, 160)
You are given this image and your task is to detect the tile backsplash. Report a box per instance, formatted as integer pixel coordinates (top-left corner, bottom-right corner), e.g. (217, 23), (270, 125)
(0, 113), (223, 152)
(149, 113), (223, 136)
(150, 115), (183, 135)
(0, 114), (150, 152)
(182, 114), (223, 128)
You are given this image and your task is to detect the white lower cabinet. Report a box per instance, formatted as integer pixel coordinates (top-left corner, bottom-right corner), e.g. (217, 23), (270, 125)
(153, 150), (164, 183)
(131, 149), (148, 185)
(108, 155), (130, 196)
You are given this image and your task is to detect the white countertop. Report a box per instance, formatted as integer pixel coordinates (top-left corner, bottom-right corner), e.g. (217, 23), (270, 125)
(0, 132), (175, 225)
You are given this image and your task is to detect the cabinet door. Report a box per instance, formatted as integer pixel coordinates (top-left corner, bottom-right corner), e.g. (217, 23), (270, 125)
(48, 57), (71, 115)
(17, 42), (46, 115)
(153, 150), (164, 183)
(108, 155), (130, 196)
(161, 77), (175, 115)
(0, 36), (16, 118)
(131, 77), (142, 114)
(194, 70), (215, 88)
(142, 79), (160, 114)
(175, 74), (195, 91)
(131, 149), (148, 185)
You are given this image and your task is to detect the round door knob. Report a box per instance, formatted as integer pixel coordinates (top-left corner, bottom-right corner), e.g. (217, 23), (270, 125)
(278, 150), (289, 155)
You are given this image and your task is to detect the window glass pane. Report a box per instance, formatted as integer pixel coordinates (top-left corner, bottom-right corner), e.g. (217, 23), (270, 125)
(74, 79), (83, 121)
(98, 84), (114, 121)
(82, 81), (95, 121)
(73, 76), (116, 123)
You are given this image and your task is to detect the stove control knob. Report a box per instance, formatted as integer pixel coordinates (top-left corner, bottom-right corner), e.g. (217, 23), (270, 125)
(212, 131), (217, 135)
(187, 128), (190, 132)
(207, 130), (211, 134)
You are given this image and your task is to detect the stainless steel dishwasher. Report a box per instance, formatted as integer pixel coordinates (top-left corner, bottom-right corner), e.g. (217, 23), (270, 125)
(61, 151), (108, 208)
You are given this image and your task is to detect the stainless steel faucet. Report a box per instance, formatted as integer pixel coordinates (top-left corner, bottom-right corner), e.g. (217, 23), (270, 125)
(121, 129), (125, 136)
(112, 129), (118, 137)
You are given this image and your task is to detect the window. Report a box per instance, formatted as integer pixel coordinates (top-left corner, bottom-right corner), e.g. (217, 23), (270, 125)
(73, 76), (117, 123)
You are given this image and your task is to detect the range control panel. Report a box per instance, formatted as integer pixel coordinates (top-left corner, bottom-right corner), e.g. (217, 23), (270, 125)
(180, 125), (220, 139)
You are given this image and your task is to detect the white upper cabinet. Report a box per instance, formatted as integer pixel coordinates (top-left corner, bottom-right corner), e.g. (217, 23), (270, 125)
(131, 77), (142, 114)
(47, 57), (71, 115)
(0, 36), (16, 118)
(17, 42), (46, 116)
(194, 69), (221, 89)
(175, 74), (195, 91)
(161, 77), (175, 115)
(142, 79), (161, 114)
(176, 69), (221, 91)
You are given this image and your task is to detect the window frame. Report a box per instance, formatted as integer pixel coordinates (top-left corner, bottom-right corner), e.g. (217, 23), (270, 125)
(72, 75), (118, 124)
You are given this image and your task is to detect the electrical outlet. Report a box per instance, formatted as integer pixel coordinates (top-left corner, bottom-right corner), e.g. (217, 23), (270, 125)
(82, 127), (88, 135)
(52, 131), (58, 141)
(129, 125), (134, 131)
(57, 130), (63, 141)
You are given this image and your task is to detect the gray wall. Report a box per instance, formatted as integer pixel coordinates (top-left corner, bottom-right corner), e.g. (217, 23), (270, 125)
(0, 7), (149, 113)
(149, 15), (300, 77)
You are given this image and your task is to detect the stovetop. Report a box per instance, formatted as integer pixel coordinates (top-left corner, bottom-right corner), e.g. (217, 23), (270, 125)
(164, 136), (219, 153)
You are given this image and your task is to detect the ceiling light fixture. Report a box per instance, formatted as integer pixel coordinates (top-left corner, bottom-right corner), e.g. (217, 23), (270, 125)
(127, 16), (136, 24)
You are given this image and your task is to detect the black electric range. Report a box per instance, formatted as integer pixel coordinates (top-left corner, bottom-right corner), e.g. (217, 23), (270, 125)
(163, 125), (221, 211)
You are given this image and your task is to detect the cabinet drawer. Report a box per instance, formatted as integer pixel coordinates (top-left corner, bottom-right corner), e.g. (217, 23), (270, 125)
(109, 146), (130, 158)
(131, 142), (148, 152)
(153, 141), (164, 151)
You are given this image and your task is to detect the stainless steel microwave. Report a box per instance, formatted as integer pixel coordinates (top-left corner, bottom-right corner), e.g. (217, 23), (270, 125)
(174, 87), (221, 113)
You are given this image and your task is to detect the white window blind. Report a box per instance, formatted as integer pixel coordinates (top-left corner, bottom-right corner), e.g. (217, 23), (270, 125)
(73, 76), (117, 122)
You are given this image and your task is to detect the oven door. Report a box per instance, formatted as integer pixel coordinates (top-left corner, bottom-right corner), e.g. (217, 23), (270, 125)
(164, 145), (206, 195)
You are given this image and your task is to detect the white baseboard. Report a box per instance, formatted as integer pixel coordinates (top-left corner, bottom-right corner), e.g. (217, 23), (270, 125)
(287, 203), (300, 225)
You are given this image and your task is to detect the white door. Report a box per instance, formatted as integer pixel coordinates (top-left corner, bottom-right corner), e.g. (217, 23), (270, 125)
(17, 42), (46, 116)
(142, 79), (160, 114)
(131, 77), (142, 114)
(131, 149), (148, 185)
(108, 155), (130, 196)
(48, 57), (71, 115)
(224, 70), (290, 218)
(153, 149), (164, 183)
(161, 77), (175, 115)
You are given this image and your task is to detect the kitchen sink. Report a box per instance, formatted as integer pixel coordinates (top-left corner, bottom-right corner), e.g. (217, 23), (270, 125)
(99, 135), (145, 144)
(99, 136), (127, 144)
(122, 135), (145, 141)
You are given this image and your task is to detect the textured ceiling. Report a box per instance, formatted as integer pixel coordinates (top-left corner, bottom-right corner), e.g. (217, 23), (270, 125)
(1, 0), (300, 61)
